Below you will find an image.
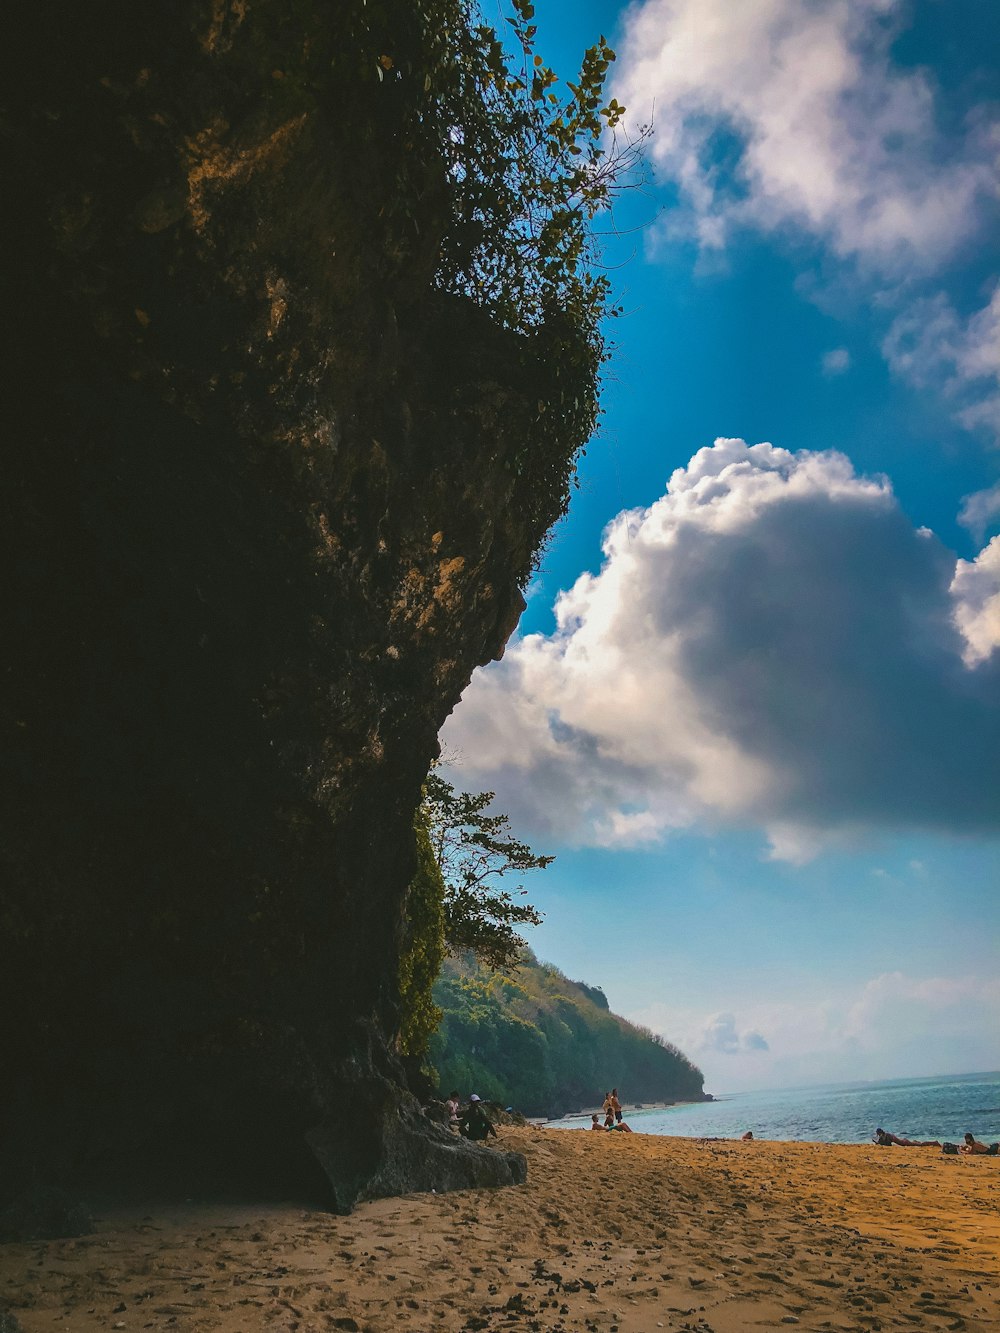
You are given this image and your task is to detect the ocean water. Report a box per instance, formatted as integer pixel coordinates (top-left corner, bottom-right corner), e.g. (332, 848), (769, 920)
(549, 1071), (1000, 1145)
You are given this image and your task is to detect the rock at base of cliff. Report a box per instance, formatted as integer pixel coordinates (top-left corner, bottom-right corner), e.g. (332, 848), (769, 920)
(306, 1093), (526, 1214)
(0, 1186), (93, 1242)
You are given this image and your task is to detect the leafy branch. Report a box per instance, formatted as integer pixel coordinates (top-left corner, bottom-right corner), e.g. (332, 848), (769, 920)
(422, 766), (551, 971)
(426, 0), (648, 338)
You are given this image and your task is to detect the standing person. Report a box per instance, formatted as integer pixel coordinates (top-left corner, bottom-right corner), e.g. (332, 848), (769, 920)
(611, 1088), (623, 1124)
(602, 1090), (613, 1116)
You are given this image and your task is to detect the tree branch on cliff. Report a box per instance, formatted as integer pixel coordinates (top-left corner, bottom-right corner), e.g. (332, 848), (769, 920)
(422, 767), (550, 970)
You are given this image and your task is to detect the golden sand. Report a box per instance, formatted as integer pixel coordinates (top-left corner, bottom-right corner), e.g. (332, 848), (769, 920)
(3, 1127), (998, 1332)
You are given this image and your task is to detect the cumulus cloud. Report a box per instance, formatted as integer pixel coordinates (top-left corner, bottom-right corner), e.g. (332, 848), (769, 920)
(611, 1), (1000, 448)
(443, 439), (1000, 856)
(883, 285), (1000, 444)
(951, 536), (1000, 667)
(698, 1013), (770, 1055)
(612, 0), (999, 271)
(959, 481), (1000, 541)
(630, 972), (1000, 1091)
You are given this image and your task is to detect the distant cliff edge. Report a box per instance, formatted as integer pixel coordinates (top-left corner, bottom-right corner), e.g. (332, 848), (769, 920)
(432, 952), (707, 1118)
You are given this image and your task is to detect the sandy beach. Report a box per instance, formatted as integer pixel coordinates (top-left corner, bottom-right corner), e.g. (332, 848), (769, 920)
(3, 1127), (998, 1332)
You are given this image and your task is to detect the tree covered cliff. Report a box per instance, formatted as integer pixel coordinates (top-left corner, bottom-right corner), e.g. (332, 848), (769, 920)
(431, 953), (706, 1117)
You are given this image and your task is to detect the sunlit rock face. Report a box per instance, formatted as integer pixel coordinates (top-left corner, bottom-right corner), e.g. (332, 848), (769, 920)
(1, 0), (581, 1216)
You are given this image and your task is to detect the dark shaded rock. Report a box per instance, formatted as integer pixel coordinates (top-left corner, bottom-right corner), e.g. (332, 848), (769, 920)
(0, 1186), (93, 1243)
(483, 1103), (529, 1127)
(1, 0), (589, 1212)
(423, 1099), (452, 1126)
(307, 1089), (525, 1213)
(0, 1313), (29, 1333)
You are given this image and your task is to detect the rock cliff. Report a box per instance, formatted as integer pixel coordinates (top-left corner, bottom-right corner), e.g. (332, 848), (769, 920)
(1, 0), (598, 1218)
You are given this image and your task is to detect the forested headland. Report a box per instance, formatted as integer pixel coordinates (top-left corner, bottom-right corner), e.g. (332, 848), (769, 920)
(431, 951), (707, 1117)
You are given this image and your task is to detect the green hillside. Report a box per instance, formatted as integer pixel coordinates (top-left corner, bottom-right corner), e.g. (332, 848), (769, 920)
(429, 951), (706, 1117)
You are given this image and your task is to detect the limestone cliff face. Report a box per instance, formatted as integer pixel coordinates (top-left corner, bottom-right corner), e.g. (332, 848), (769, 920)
(2, 0), (590, 1214)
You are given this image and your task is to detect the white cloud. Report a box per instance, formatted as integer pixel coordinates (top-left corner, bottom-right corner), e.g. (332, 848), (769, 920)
(611, 1), (1000, 446)
(698, 1012), (770, 1055)
(883, 284), (1000, 444)
(843, 971), (1000, 1042)
(629, 972), (1000, 1091)
(613, 0), (999, 272)
(822, 347), (851, 376)
(959, 481), (1000, 541)
(443, 439), (1000, 856)
(951, 535), (1000, 667)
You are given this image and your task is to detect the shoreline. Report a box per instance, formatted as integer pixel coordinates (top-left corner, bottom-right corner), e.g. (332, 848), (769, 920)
(543, 1095), (713, 1123)
(3, 1125), (997, 1332)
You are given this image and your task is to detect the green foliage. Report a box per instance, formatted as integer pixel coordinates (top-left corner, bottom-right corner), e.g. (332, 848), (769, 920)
(397, 814), (447, 1060)
(430, 950), (706, 1116)
(423, 767), (550, 969)
(410, 1), (647, 553)
(426, 0), (637, 337)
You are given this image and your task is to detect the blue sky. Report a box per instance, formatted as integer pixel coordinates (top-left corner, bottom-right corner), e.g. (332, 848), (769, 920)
(444, 0), (1000, 1092)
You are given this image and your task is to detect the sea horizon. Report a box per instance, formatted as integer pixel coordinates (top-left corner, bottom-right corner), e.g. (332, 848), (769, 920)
(549, 1069), (1000, 1144)
(706, 1066), (1000, 1101)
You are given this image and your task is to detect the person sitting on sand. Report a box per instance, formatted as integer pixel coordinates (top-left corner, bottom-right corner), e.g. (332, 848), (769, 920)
(459, 1094), (498, 1143)
(959, 1133), (1000, 1155)
(445, 1090), (461, 1130)
(873, 1127), (940, 1147)
(603, 1108), (632, 1133)
(741, 1130), (754, 1141)
(590, 1113), (603, 1131)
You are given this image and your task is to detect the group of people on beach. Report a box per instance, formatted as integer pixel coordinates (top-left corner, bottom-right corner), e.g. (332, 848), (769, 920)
(588, 1089), (759, 1140)
(444, 1090), (498, 1142)
(441, 1094), (999, 1156)
(874, 1127), (999, 1155)
(590, 1087), (633, 1133)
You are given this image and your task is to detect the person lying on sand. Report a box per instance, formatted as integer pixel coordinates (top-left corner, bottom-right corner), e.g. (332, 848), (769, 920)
(873, 1127), (940, 1147)
(960, 1133), (1000, 1155)
(603, 1109), (632, 1133)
